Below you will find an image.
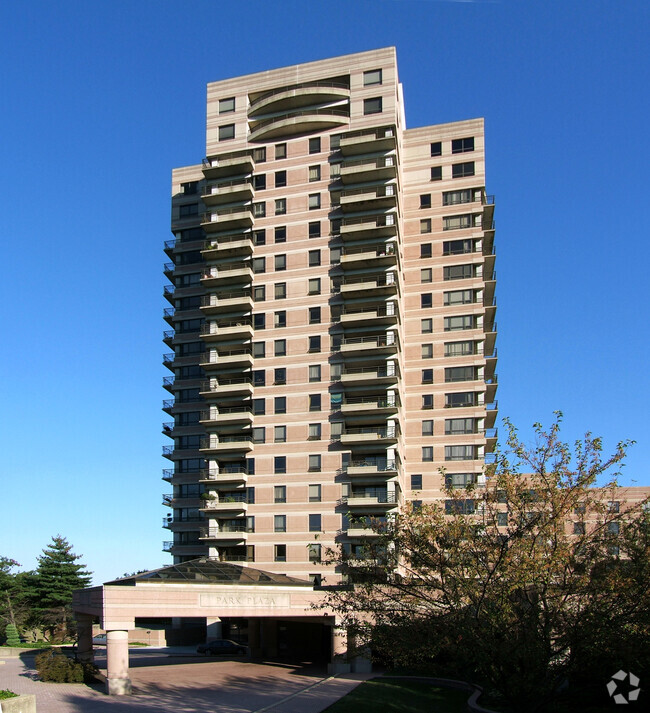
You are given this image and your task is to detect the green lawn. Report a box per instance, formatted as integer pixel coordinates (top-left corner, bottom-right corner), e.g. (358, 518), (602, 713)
(322, 678), (470, 713)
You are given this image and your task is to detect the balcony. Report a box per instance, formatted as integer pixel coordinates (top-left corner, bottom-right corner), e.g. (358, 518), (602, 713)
(340, 214), (398, 240)
(339, 365), (400, 385)
(200, 377), (254, 398)
(339, 184), (398, 212)
(200, 348), (254, 370)
(201, 206), (253, 232)
(346, 459), (399, 477)
(248, 81), (350, 116)
(200, 495), (251, 514)
(200, 406), (253, 427)
(198, 525), (251, 543)
(201, 319), (253, 342)
(162, 541), (204, 553)
(248, 108), (349, 141)
(200, 434), (254, 453)
(202, 151), (254, 180)
(200, 290), (253, 314)
(339, 127), (397, 156)
(202, 233), (253, 259)
(337, 334), (399, 356)
(341, 156), (397, 184)
(340, 395), (400, 415)
(202, 178), (254, 206)
(345, 491), (400, 508)
(199, 468), (248, 485)
(338, 273), (398, 298)
(340, 244), (397, 269)
(163, 307), (175, 325)
(201, 262), (253, 286)
(339, 426), (399, 446)
(338, 304), (399, 326)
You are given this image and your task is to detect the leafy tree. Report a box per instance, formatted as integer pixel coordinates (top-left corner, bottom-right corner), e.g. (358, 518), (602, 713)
(30, 536), (92, 642)
(323, 416), (650, 712)
(0, 557), (31, 636)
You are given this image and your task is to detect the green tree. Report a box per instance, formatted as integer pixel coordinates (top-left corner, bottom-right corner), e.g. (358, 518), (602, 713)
(324, 416), (650, 712)
(0, 557), (30, 636)
(30, 536), (92, 642)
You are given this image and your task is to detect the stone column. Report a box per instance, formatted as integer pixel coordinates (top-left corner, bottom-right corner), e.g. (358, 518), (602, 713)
(248, 618), (261, 657)
(206, 616), (222, 640)
(261, 619), (278, 657)
(106, 630), (132, 695)
(75, 614), (94, 663)
(327, 620), (351, 674)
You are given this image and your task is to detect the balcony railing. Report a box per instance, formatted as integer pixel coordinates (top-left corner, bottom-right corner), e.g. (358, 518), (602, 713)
(340, 364), (400, 378)
(251, 108), (349, 132)
(336, 334), (399, 350)
(339, 426), (399, 440)
(200, 434), (253, 448)
(347, 460), (397, 472)
(342, 395), (399, 408)
(200, 319), (252, 336)
(250, 80), (350, 107)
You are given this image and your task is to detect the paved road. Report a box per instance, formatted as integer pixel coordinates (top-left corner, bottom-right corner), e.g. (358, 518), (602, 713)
(0, 649), (370, 712)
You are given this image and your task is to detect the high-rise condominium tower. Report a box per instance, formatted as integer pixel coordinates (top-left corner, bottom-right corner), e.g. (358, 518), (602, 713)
(163, 47), (497, 583)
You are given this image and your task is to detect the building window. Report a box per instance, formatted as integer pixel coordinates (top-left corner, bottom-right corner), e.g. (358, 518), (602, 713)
(420, 194), (431, 209)
(608, 501), (620, 513)
(309, 394), (321, 411)
(309, 193), (321, 210)
(252, 398), (265, 416)
(274, 515), (287, 533)
(274, 368), (286, 384)
(444, 264), (474, 280)
(309, 249), (321, 267)
(309, 484), (322, 502)
(445, 445), (476, 461)
(252, 427), (265, 444)
(445, 366), (477, 382)
(422, 420), (434, 436)
(446, 499), (475, 515)
(252, 257), (266, 274)
(421, 293), (432, 308)
(309, 514), (322, 532)
(422, 343), (433, 359)
(431, 166), (442, 181)
(497, 512), (508, 527)
(274, 456), (286, 474)
(272, 253), (286, 271)
(364, 97), (382, 115)
(253, 342), (265, 358)
(308, 137), (321, 154)
(253, 229), (266, 245)
(178, 203), (199, 218)
(452, 137), (475, 154)
(308, 335), (321, 352)
(274, 485), (286, 503)
(308, 423), (322, 440)
(422, 368), (434, 384)
(275, 143), (287, 159)
(219, 97), (235, 113)
(445, 418), (477, 434)
(363, 68), (382, 85)
(443, 239), (474, 256)
(274, 544), (287, 562)
(253, 369), (265, 386)
(445, 392), (478, 408)
(275, 425), (286, 443)
(444, 289), (474, 305)
(219, 124), (235, 141)
(274, 283), (286, 300)
(420, 243), (432, 258)
(411, 474), (423, 490)
(253, 147), (266, 162)
(420, 219), (432, 234)
(573, 522), (585, 535)
(430, 141), (442, 157)
(444, 315), (475, 332)
(275, 170), (287, 187)
(330, 162), (341, 178)
(181, 181), (198, 195)
(274, 339), (286, 356)
(421, 318), (433, 333)
(422, 447), (434, 462)
(422, 394), (434, 409)
(330, 134), (341, 150)
(444, 214), (476, 231)
(253, 174), (266, 190)
(309, 455), (321, 472)
(309, 364), (321, 382)
(309, 165), (321, 182)
(254, 285), (266, 302)
(452, 161), (475, 178)
(253, 202), (266, 217)
(443, 189), (475, 206)
(274, 226), (286, 243)
(275, 396), (287, 414)
(275, 198), (286, 215)
(421, 268), (432, 283)
(308, 544), (321, 562)
(308, 221), (321, 238)
(274, 311), (286, 328)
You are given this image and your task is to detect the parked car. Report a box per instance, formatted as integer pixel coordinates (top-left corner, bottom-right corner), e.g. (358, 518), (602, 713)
(196, 639), (246, 656)
(92, 634), (107, 645)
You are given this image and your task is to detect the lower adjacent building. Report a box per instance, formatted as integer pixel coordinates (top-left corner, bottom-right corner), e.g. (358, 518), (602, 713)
(162, 47), (497, 583)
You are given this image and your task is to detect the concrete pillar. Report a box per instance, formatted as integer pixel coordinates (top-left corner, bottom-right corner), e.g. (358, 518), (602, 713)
(75, 614), (94, 663)
(248, 618), (261, 657)
(206, 616), (222, 641)
(327, 622), (351, 674)
(261, 619), (278, 657)
(106, 630), (132, 695)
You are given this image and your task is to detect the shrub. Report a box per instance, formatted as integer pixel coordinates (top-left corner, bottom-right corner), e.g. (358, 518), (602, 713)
(0, 690), (18, 700)
(35, 649), (84, 683)
(4, 624), (20, 646)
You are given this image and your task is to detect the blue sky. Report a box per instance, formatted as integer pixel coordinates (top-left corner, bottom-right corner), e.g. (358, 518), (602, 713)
(1, 0), (648, 585)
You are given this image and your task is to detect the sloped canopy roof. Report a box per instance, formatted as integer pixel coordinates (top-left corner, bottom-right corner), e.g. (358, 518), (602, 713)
(105, 558), (313, 587)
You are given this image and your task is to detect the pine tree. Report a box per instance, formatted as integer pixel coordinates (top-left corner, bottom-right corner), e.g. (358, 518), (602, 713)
(31, 536), (92, 642)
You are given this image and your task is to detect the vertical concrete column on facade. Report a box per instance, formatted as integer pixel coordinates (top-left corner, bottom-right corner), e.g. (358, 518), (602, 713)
(248, 618), (261, 657)
(106, 630), (132, 695)
(206, 616), (222, 641)
(75, 613), (94, 663)
(327, 620), (351, 674)
(261, 619), (278, 657)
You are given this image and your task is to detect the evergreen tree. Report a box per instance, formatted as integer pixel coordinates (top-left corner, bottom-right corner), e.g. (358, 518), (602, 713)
(31, 536), (92, 642)
(0, 557), (29, 635)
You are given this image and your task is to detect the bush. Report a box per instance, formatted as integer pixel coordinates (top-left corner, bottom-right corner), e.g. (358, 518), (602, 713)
(4, 624), (20, 647)
(0, 690), (18, 700)
(35, 649), (84, 683)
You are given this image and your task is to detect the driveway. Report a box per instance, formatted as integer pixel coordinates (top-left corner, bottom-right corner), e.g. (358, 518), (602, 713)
(0, 649), (370, 712)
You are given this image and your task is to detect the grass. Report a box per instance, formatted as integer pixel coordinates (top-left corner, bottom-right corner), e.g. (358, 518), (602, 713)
(322, 678), (470, 713)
